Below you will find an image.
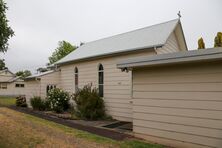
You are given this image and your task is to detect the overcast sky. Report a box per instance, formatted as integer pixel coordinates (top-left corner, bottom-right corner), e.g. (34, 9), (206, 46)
(1, 0), (221, 73)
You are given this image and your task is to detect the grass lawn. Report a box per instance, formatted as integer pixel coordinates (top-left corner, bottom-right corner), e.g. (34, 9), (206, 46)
(0, 97), (164, 148)
(0, 97), (16, 106)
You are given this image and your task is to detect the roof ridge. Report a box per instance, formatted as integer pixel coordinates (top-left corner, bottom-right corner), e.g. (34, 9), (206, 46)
(82, 18), (179, 46)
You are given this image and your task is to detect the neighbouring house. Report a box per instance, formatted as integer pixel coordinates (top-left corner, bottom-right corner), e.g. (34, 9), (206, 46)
(0, 69), (25, 96)
(25, 70), (60, 105)
(117, 47), (222, 148)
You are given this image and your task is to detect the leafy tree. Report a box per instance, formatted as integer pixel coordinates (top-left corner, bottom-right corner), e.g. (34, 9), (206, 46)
(198, 37), (205, 49)
(0, 59), (6, 70)
(48, 41), (77, 65)
(16, 70), (31, 78)
(37, 67), (48, 73)
(214, 32), (222, 47)
(0, 0), (14, 53)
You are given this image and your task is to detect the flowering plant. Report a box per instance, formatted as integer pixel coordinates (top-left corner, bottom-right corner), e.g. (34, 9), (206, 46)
(46, 88), (70, 113)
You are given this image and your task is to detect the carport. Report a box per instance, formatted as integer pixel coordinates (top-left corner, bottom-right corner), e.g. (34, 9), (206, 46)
(117, 47), (222, 148)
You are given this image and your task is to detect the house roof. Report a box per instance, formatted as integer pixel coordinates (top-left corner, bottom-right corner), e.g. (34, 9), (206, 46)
(56, 19), (180, 65)
(0, 76), (24, 83)
(25, 70), (55, 80)
(0, 69), (15, 76)
(8, 76), (23, 82)
(117, 47), (222, 69)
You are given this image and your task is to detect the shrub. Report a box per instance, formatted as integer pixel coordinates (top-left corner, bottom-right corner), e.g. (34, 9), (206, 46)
(16, 95), (27, 107)
(46, 88), (70, 113)
(30, 96), (46, 111)
(72, 85), (106, 120)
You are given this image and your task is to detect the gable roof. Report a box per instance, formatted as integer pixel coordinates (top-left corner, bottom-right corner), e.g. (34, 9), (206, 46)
(0, 69), (15, 76)
(0, 76), (24, 83)
(7, 76), (24, 83)
(117, 48), (222, 69)
(56, 19), (181, 65)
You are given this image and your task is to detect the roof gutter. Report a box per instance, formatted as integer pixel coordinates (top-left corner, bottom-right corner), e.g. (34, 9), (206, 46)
(117, 48), (222, 70)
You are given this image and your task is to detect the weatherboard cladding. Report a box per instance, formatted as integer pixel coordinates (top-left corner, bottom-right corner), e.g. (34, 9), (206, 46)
(132, 62), (222, 148)
(56, 19), (179, 65)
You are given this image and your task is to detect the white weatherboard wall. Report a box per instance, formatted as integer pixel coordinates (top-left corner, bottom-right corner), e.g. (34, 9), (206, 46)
(25, 81), (40, 105)
(132, 62), (222, 148)
(60, 49), (156, 122)
(156, 32), (180, 54)
(25, 71), (60, 105)
(39, 71), (60, 98)
(0, 82), (25, 96)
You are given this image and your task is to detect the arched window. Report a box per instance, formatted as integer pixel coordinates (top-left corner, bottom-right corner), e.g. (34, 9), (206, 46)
(98, 64), (104, 97)
(75, 67), (78, 92)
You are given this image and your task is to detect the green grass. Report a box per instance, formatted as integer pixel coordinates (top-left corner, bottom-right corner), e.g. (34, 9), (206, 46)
(0, 97), (164, 147)
(0, 97), (16, 106)
(24, 113), (164, 148)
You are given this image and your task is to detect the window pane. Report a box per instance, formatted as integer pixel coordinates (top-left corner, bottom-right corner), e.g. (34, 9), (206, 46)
(99, 64), (103, 71)
(75, 74), (78, 85)
(75, 67), (78, 73)
(2, 83), (7, 89)
(99, 72), (103, 84)
(46, 85), (50, 93)
(99, 85), (103, 97)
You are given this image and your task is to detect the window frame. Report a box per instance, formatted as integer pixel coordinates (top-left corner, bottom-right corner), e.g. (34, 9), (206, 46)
(46, 84), (56, 93)
(74, 67), (78, 92)
(15, 83), (25, 88)
(98, 64), (104, 97)
(0, 83), (7, 89)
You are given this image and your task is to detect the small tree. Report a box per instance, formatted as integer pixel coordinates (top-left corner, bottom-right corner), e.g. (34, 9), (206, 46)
(214, 32), (222, 47)
(48, 41), (77, 65)
(16, 70), (31, 78)
(0, 59), (6, 70)
(198, 37), (205, 49)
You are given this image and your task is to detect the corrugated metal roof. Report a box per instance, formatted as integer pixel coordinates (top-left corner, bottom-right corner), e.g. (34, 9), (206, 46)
(56, 19), (179, 65)
(25, 70), (54, 80)
(0, 76), (23, 83)
(117, 48), (222, 69)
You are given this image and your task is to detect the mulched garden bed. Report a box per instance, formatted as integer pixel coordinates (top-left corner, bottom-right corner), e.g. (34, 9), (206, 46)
(8, 106), (133, 141)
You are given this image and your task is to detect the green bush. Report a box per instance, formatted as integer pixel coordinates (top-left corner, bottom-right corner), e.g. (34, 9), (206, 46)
(46, 88), (70, 113)
(16, 95), (27, 107)
(72, 85), (106, 120)
(30, 96), (46, 111)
